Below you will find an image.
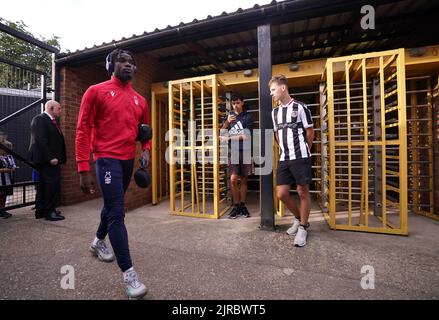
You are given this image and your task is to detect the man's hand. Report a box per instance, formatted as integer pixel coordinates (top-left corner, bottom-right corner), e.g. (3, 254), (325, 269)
(227, 114), (236, 123)
(50, 158), (59, 165)
(79, 171), (95, 195)
(141, 149), (151, 167)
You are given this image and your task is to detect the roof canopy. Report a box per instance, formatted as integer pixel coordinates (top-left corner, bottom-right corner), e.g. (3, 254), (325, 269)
(56, 0), (439, 76)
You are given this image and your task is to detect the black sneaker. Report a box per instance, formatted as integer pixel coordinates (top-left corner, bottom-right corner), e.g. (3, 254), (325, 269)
(240, 205), (250, 218)
(228, 206), (240, 219)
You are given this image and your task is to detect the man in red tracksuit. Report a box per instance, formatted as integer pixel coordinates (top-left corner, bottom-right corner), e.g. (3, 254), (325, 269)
(76, 49), (150, 299)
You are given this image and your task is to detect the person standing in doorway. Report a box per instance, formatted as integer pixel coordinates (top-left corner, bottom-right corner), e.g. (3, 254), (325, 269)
(220, 94), (253, 219)
(269, 75), (314, 247)
(76, 48), (150, 299)
(28, 100), (66, 221)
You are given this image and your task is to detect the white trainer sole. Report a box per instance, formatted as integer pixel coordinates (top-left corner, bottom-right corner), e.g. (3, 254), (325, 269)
(89, 245), (115, 262)
(127, 287), (148, 300)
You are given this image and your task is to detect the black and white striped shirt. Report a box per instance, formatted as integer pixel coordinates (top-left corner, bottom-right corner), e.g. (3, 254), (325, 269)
(271, 99), (313, 161)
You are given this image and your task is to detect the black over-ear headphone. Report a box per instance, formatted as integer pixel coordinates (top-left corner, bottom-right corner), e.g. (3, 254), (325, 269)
(105, 50), (137, 75)
(106, 53), (114, 75)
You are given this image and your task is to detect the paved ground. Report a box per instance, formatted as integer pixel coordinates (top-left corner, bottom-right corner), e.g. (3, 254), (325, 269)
(1, 195), (438, 300)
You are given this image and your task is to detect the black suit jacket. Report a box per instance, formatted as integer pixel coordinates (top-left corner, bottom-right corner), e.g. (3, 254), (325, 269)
(28, 113), (66, 165)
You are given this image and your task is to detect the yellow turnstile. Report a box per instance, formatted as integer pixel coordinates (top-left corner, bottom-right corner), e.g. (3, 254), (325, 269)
(321, 48), (408, 235)
(167, 75), (230, 218)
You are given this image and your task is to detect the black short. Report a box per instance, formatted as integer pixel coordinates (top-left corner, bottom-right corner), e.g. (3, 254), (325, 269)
(276, 157), (312, 186)
(228, 152), (252, 177)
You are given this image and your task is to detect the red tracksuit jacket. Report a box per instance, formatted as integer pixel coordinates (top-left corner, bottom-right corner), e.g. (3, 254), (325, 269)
(76, 76), (151, 172)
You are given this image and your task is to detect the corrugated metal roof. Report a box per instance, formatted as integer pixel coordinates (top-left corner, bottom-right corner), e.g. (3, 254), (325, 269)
(57, 0), (439, 77)
(60, 1), (282, 56)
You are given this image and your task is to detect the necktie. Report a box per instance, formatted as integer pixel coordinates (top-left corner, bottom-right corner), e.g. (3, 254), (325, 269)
(52, 118), (61, 134)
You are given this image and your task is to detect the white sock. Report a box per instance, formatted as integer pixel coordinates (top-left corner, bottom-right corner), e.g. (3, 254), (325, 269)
(92, 237), (101, 246)
(124, 267), (134, 275)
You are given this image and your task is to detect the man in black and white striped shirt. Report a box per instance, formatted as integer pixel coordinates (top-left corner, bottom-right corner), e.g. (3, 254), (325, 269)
(269, 75), (314, 247)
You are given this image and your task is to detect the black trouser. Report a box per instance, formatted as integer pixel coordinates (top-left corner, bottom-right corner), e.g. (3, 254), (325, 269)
(35, 163), (60, 214)
(95, 158), (134, 272)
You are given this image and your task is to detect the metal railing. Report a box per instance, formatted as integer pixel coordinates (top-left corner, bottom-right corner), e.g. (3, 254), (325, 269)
(0, 22), (56, 211)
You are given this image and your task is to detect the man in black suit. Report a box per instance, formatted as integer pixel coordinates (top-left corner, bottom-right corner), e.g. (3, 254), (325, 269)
(28, 100), (66, 221)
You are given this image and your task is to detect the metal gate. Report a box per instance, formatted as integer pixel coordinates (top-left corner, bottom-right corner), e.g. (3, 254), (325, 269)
(321, 48), (408, 235)
(0, 23), (58, 211)
(407, 76), (436, 220)
(168, 75), (230, 218)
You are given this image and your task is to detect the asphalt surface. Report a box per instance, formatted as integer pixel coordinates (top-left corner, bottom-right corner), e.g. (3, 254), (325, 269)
(1, 195), (438, 300)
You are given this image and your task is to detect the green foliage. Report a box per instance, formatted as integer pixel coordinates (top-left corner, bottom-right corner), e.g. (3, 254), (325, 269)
(0, 18), (61, 89)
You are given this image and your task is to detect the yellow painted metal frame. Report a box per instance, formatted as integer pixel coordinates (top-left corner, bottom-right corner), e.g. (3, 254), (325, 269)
(149, 45), (439, 222)
(408, 77), (438, 220)
(151, 92), (170, 205)
(322, 48), (408, 235)
(425, 79), (438, 220)
(168, 75), (230, 219)
(152, 45), (439, 95)
(410, 80), (420, 215)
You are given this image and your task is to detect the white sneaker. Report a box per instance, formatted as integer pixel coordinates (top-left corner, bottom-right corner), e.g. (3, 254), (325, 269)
(293, 226), (308, 247)
(124, 269), (148, 299)
(286, 217), (301, 236)
(89, 239), (115, 262)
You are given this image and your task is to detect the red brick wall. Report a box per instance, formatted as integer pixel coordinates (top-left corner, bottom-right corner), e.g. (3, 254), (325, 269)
(58, 52), (180, 210)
